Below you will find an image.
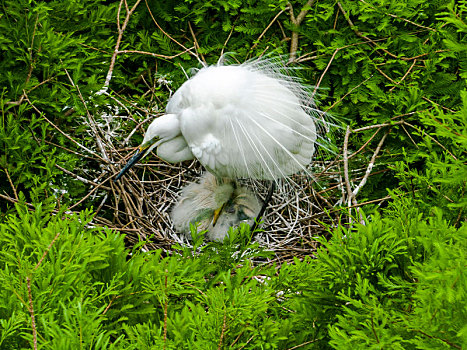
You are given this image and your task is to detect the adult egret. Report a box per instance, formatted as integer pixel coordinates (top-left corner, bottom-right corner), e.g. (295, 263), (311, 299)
(115, 57), (322, 236)
(171, 172), (261, 241)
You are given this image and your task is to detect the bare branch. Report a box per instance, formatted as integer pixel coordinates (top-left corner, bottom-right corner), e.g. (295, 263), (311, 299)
(97, 0), (143, 95)
(312, 48), (339, 98)
(352, 131), (389, 198)
(188, 22), (206, 65)
(250, 7), (288, 52)
(358, 0), (436, 32)
(288, 0), (316, 62)
(26, 277), (38, 350)
(2, 166), (18, 201)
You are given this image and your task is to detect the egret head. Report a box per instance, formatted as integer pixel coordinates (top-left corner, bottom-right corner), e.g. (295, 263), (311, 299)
(114, 114), (180, 181)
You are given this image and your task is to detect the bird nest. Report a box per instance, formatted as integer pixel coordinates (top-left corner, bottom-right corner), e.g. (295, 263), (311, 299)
(94, 137), (343, 263)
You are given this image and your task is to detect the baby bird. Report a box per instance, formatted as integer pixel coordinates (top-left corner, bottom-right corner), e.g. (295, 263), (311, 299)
(171, 173), (262, 241)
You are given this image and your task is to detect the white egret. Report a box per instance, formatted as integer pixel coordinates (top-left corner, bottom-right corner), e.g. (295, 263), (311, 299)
(115, 57), (323, 237)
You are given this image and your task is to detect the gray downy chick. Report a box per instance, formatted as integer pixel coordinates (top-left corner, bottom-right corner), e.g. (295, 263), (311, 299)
(171, 172), (262, 241)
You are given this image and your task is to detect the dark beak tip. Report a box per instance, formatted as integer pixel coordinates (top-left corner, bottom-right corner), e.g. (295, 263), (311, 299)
(114, 148), (145, 182)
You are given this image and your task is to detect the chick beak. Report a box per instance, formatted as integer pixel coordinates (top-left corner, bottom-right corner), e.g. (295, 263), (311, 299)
(114, 146), (147, 182)
(211, 202), (228, 227)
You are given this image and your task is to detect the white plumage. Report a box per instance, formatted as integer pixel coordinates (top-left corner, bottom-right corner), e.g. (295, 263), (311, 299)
(166, 63), (317, 180)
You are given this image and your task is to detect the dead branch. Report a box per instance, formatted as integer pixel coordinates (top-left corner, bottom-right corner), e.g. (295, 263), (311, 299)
(389, 59), (417, 92)
(188, 22), (206, 65)
(97, 0), (143, 95)
(288, 0), (316, 63)
(250, 7), (289, 53)
(358, 0), (436, 32)
(144, 0), (195, 56)
(312, 48), (339, 98)
(2, 166), (18, 201)
(352, 131), (389, 199)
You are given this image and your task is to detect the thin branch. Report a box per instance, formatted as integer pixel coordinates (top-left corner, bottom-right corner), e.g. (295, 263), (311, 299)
(188, 22), (206, 65)
(401, 123), (418, 148)
(410, 329), (461, 349)
(2, 166), (18, 201)
(35, 231), (61, 270)
(353, 120), (405, 133)
(403, 121), (458, 161)
(221, 22), (236, 56)
(348, 127), (382, 160)
(370, 314), (380, 344)
(288, 0), (316, 62)
(26, 277), (38, 350)
(23, 95), (107, 162)
(312, 48), (339, 98)
(116, 48), (193, 59)
(338, 2), (442, 62)
(358, 0), (436, 32)
(69, 175), (113, 210)
(97, 0), (143, 95)
(389, 59), (417, 92)
(373, 64), (397, 85)
(63, 66), (109, 161)
(325, 75), (374, 111)
(286, 339), (318, 350)
(343, 126), (353, 209)
(422, 96), (456, 114)
(251, 7), (288, 52)
(54, 164), (111, 190)
(217, 310), (228, 350)
(352, 131), (389, 198)
(144, 0), (194, 55)
(238, 334), (256, 350)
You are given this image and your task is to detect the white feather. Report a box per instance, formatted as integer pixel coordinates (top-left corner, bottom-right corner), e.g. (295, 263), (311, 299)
(166, 62), (317, 180)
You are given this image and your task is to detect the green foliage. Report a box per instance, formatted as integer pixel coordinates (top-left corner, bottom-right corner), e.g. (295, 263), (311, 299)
(393, 90), (466, 223)
(3, 191), (463, 348)
(0, 201), (291, 349)
(271, 200), (466, 349)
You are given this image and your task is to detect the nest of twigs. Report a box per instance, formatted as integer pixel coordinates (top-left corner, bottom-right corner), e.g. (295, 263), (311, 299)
(105, 156), (340, 257)
(27, 73), (398, 263)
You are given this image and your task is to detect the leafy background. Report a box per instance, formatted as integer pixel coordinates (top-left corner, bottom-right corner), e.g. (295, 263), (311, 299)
(0, 0), (465, 348)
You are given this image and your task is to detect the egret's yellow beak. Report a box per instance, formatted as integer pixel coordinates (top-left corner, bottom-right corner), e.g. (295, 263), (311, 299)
(114, 144), (150, 182)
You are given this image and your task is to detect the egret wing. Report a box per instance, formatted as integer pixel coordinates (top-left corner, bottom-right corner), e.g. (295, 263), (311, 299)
(167, 64), (317, 180)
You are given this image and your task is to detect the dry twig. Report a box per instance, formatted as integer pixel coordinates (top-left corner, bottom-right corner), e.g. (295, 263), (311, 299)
(97, 0), (143, 95)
